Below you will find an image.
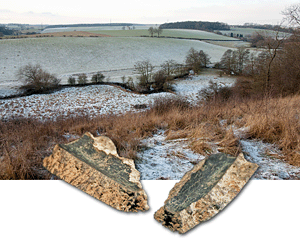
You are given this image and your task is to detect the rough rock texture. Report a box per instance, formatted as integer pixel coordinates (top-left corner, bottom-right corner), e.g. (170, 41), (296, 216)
(43, 132), (149, 212)
(154, 153), (258, 233)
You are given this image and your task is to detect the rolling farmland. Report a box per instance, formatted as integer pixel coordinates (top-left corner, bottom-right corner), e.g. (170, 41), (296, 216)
(0, 36), (234, 95)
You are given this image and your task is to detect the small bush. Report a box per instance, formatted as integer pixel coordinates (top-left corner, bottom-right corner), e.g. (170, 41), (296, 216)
(151, 96), (191, 115)
(68, 76), (76, 85)
(91, 72), (105, 83)
(77, 73), (88, 85)
(137, 75), (151, 91)
(121, 75), (126, 84)
(17, 64), (60, 93)
(126, 76), (135, 89)
(152, 70), (175, 92)
(198, 80), (232, 102)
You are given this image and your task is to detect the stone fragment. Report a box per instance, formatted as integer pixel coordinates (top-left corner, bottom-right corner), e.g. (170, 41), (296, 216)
(154, 153), (258, 233)
(43, 132), (149, 212)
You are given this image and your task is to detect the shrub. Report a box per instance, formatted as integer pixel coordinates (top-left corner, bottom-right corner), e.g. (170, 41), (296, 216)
(134, 60), (154, 91)
(121, 75), (126, 84)
(17, 64), (60, 93)
(126, 76), (135, 89)
(198, 80), (233, 102)
(77, 73), (88, 85)
(151, 96), (191, 115)
(152, 70), (175, 92)
(68, 76), (76, 85)
(91, 72), (105, 83)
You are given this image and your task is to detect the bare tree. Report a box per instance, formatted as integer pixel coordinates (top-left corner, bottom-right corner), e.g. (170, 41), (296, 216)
(255, 31), (285, 89)
(282, 3), (300, 26)
(220, 49), (235, 74)
(77, 73), (88, 85)
(134, 60), (154, 90)
(155, 27), (163, 37)
(199, 50), (211, 68)
(220, 47), (250, 75)
(185, 48), (202, 73)
(160, 60), (178, 76)
(17, 64), (60, 92)
(236, 47), (250, 75)
(148, 27), (154, 37)
(91, 72), (105, 83)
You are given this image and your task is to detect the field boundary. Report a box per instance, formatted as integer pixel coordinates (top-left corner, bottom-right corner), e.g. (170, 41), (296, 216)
(0, 80), (180, 100)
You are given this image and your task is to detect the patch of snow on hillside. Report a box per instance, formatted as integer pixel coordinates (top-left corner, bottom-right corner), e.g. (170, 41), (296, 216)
(241, 140), (300, 180)
(174, 74), (235, 102)
(136, 130), (204, 180)
(0, 85), (174, 121)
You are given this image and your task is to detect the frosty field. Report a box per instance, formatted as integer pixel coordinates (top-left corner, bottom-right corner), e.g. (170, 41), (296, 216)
(0, 36), (234, 95)
(43, 26), (239, 40)
(0, 74), (235, 121)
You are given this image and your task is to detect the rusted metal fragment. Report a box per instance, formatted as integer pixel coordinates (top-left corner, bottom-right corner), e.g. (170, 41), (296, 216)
(43, 132), (149, 212)
(154, 153), (258, 233)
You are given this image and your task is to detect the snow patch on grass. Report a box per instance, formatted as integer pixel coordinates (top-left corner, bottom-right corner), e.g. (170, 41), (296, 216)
(0, 85), (173, 121)
(241, 140), (300, 180)
(136, 130), (204, 180)
(174, 74), (235, 102)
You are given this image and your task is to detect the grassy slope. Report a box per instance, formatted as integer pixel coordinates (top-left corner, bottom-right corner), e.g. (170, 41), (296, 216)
(1, 92), (300, 179)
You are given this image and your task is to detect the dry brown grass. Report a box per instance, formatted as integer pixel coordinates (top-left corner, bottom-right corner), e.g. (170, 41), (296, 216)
(1, 94), (300, 179)
(241, 96), (300, 166)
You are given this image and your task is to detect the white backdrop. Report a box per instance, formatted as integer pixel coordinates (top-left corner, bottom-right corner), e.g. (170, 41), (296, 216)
(0, 180), (299, 238)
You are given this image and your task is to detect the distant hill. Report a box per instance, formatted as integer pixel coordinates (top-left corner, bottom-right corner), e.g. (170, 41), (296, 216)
(233, 23), (293, 33)
(160, 21), (230, 31)
(45, 23), (141, 29)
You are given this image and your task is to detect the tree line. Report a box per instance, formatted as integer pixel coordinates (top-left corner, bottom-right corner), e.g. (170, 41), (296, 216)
(160, 21), (230, 31)
(0, 26), (15, 36)
(232, 23), (294, 33)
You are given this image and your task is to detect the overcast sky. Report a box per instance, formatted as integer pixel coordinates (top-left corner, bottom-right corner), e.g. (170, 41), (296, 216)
(0, 0), (299, 25)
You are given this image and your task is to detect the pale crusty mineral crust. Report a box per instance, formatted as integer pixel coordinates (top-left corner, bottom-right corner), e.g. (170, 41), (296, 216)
(154, 153), (258, 234)
(43, 132), (149, 212)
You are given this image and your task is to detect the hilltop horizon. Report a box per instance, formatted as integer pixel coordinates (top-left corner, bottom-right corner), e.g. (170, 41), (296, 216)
(1, 0), (296, 25)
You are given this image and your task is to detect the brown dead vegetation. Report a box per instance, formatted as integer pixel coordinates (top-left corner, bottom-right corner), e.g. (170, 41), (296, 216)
(1, 93), (300, 179)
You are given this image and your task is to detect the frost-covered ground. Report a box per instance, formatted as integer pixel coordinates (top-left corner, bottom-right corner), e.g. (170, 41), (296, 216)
(1, 73), (299, 180)
(174, 73), (235, 103)
(241, 140), (300, 180)
(137, 129), (300, 180)
(0, 74), (235, 121)
(136, 130), (204, 180)
(234, 127), (300, 180)
(0, 85), (172, 121)
(0, 37), (233, 94)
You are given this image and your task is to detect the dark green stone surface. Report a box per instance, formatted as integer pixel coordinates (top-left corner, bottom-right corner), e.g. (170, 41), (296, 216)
(59, 134), (140, 191)
(165, 153), (236, 213)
